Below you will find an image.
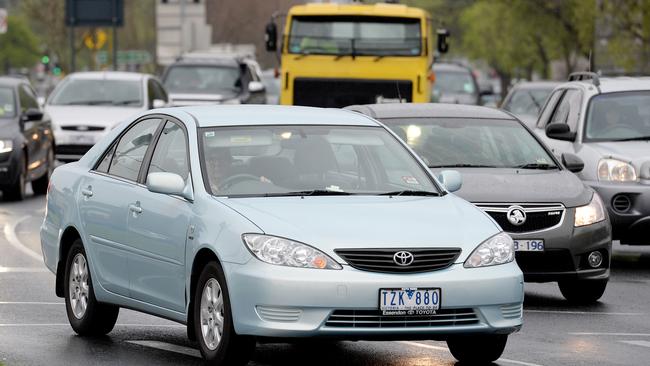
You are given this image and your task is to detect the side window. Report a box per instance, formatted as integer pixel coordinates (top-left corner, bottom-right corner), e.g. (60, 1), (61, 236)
(19, 85), (39, 112)
(108, 118), (161, 181)
(95, 144), (117, 173)
(537, 90), (564, 128)
(548, 89), (581, 131)
(147, 121), (190, 182)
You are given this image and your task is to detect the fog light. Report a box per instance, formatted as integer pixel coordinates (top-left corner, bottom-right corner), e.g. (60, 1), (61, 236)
(588, 251), (603, 268)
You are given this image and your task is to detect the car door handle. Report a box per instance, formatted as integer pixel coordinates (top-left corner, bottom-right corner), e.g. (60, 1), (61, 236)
(81, 188), (93, 197)
(129, 203), (143, 214)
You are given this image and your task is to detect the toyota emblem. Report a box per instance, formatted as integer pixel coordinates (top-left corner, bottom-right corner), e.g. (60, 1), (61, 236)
(506, 206), (527, 226)
(393, 251), (415, 266)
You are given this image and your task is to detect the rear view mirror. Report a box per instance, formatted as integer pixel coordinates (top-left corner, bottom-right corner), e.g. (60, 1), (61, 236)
(22, 108), (43, 122)
(561, 153), (584, 173)
(546, 123), (576, 142)
(437, 170), (462, 193)
(437, 29), (450, 54)
(248, 81), (265, 93)
(265, 22), (278, 52)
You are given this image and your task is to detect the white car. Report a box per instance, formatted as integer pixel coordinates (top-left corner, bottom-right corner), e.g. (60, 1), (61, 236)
(44, 72), (168, 162)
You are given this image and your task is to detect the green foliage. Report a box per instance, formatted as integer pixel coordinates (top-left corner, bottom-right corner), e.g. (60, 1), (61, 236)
(0, 15), (40, 70)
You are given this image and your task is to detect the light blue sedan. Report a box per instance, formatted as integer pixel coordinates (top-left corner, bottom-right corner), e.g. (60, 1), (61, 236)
(40, 105), (524, 365)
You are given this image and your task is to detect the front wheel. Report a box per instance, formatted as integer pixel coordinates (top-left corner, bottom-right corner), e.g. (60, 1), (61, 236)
(559, 279), (608, 304)
(64, 239), (119, 336)
(193, 262), (255, 365)
(32, 147), (54, 195)
(2, 154), (26, 201)
(447, 334), (508, 364)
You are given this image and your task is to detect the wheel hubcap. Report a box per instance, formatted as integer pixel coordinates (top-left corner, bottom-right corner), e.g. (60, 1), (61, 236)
(200, 278), (225, 351)
(69, 253), (89, 319)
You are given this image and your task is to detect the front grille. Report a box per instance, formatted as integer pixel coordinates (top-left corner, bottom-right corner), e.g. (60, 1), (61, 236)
(516, 249), (576, 273)
(335, 248), (461, 274)
(612, 194), (632, 213)
(476, 203), (565, 233)
(55, 144), (93, 157)
(61, 125), (105, 132)
(293, 78), (413, 108)
(325, 308), (479, 328)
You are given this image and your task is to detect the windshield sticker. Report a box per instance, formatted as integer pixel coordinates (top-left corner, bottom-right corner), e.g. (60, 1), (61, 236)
(325, 185), (343, 192)
(204, 131), (215, 138)
(402, 176), (420, 185)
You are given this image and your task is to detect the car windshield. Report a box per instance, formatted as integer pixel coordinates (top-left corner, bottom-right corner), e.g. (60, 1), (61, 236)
(433, 71), (476, 95)
(0, 88), (16, 118)
(288, 16), (422, 57)
(585, 91), (650, 141)
(382, 118), (558, 169)
(200, 125), (439, 197)
(164, 66), (241, 94)
(49, 79), (143, 106)
(503, 87), (554, 117)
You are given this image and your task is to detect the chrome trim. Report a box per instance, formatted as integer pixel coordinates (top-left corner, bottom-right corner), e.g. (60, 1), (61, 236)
(474, 203), (567, 234)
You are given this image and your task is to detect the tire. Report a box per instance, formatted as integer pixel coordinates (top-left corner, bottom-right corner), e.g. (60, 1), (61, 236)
(447, 334), (508, 364)
(32, 147), (54, 195)
(193, 262), (255, 365)
(558, 279), (608, 304)
(64, 239), (119, 336)
(3, 154), (26, 201)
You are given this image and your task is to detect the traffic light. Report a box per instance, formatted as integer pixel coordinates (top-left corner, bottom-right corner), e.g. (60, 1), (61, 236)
(41, 55), (51, 72)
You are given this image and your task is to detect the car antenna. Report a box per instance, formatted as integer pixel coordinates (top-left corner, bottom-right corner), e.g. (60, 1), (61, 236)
(395, 81), (403, 103)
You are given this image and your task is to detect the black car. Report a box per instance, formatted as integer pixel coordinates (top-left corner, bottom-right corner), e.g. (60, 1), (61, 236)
(0, 76), (55, 201)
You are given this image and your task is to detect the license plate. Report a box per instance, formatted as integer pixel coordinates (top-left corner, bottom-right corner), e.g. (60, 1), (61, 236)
(71, 134), (95, 144)
(514, 239), (545, 251)
(379, 288), (440, 315)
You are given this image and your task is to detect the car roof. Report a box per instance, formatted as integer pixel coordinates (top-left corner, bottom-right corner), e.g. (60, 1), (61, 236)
(346, 103), (516, 120)
(67, 71), (148, 81)
(170, 57), (240, 68)
(561, 76), (650, 93)
(511, 81), (562, 90)
(159, 105), (380, 128)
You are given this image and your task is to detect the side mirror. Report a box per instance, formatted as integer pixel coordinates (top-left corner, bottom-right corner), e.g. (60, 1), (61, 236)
(545, 123), (576, 142)
(436, 28), (450, 54)
(561, 153), (584, 173)
(265, 21), (278, 52)
(147, 172), (192, 200)
(22, 108), (43, 122)
(248, 81), (265, 93)
(152, 99), (166, 109)
(437, 169), (462, 193)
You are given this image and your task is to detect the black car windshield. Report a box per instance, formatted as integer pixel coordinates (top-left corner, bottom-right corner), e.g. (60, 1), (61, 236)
(288, 16), (422, 57)
(585, 91), (650, 141)
(200, 125), (438, 197)
(433, 71), (476, 95)
(164, 66), (241, 94)
(0, 88), (16, 118)
(502, 87), (554, 117)
(382, 118), (558, 169)
(49, 79), (143, 106)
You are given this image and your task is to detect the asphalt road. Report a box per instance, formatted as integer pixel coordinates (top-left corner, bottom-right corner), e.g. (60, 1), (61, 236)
(1, 192), (649, 366)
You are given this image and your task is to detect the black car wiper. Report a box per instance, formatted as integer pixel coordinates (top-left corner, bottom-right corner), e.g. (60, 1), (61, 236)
(113, 100), (141, 106)
(610, 136), (650, 142)
(264, 190), (353, 197)
(514, 163), (559, 170)
(429, 164), (500, 168)
(61, 100), (112, 106)
(379, 190), (440, 197)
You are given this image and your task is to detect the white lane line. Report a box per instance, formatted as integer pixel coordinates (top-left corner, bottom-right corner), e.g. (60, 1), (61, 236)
(620, 340), (650, 348)
(570, 332), (650, 337)
(0, 265), (48, 273)
(125, 340), (201, 358)
(526, 310), (644, 316)
(401, 341), (546, 366)
(2, 215), (43, 262)
(0, 302), (63, 305)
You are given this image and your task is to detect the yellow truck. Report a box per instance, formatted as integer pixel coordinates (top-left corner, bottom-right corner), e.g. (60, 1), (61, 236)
(265, 2), (449, 107)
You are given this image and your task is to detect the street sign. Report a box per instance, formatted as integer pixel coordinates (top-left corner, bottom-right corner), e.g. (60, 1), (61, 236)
(0, 9), (7, 34)
(65, 0), (124, 27)
(83, 29), (107, 50)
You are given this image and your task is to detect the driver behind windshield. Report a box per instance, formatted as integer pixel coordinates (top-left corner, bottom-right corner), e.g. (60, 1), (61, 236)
(205, 147), (271, 193)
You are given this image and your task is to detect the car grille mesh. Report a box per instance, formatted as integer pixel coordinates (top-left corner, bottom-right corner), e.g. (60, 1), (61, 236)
(335, 248), (461, 273)
(476, 204), (564, 233)
(325, 308), (479, 328)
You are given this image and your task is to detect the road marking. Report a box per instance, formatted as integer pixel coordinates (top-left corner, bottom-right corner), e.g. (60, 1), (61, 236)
(2, 215), (43, 262)
(126, 340), (201, 358)
(570, 332), (650, 337)
(526, 310), (644, 316)
(620, 340), (650, 348)
(0, 302), (63, 305)
(401, 341), (546, 366)
(0, 265), (48, 273)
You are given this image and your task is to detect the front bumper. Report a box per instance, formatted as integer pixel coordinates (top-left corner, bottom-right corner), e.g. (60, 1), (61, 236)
(224, 260), (523, 340)
(587, 180), (650, 245)
(53, 129), (105, 162)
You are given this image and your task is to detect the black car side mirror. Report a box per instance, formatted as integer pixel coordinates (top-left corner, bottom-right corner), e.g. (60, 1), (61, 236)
(561, 153), (584, 173)
(265, 21), (278, 52)
(546, 123), (576, 142)
(21, 108), (43, 122)
(437, 29), (450, 54)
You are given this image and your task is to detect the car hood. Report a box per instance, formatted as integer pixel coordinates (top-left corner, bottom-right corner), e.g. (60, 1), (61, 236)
(44, 105), (142, 128)
(445, 168), (592, 207)
(587, 140), (650, 166)
(217, 195), (500, 263)
(0, 118), (20, 138)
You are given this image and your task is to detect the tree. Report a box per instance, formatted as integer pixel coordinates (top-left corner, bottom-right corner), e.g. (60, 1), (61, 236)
(0, 15), (40, 73)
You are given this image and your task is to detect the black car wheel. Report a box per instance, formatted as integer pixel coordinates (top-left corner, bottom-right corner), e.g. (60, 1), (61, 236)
(447, 334), (508, 364)
(32, 147), (54, 195)
(559, 279), (608, 304)
(2, 153), (26, 201)
(193, 261), (255, 365)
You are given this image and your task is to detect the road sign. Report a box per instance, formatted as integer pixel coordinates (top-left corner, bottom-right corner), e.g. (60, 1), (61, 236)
(65, 0), (123, 27)
(83, 29), (107, 50)
(0, 9), (7, 34)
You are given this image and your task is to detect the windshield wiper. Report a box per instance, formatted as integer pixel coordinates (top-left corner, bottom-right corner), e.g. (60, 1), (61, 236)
(429, 164), (500, 168)
(609, 136), (650, 142)
(113, 100), (141, 106)
(514, 163), (559, 170)
(61, 100), (112, 106)
(264, 190), (353, 197)
(379, 190), (440, 197)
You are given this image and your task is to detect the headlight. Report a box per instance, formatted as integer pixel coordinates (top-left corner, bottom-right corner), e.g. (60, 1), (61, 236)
(598, 159), (637, 182)
(242, 234), (342, 269)
(0, 140), (13, 154)
(464, 232), (515, 268)
(575, 193), (606, 227)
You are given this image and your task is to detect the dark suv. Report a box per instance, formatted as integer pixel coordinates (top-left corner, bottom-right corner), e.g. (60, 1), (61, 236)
(0, 76), (54, 200)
